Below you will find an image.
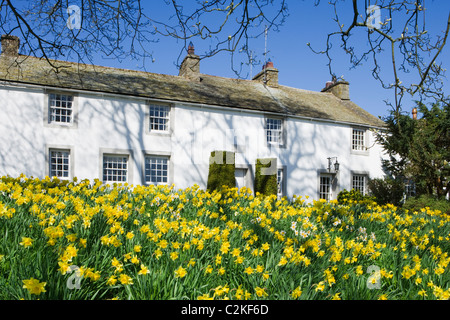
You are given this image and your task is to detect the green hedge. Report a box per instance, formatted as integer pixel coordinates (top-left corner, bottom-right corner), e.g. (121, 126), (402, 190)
(254, 158), (277, 197)
(403, 195), (450, 214)
(206, 151), (235, 192)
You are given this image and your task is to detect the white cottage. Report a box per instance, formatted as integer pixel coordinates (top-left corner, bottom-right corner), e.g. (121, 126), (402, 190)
(0, 35), (386, 200)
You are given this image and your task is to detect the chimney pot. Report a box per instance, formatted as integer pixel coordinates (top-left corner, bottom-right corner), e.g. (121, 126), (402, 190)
(1, 34), (20, 56)
(412, 107), (417, 120)
(187, 41), (195, 55)
(263, 59), (274, 70)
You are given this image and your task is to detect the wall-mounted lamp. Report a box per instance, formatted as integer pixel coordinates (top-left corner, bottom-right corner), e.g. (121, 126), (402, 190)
(327, 157), (340, 173)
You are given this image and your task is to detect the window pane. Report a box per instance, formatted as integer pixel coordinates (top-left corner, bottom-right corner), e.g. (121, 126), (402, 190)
(319, 176), (331, 200)
(149, 105), (170, 132)
(352, 174), (367, 195)
(352, 129), (365, 151)
(145, 156), (169, 184)
(49, 93), (73, 124)
(103, 156), (128, 183)
(277, 168), (284, 199)
(266, 118), (283, 145)
(50, 150), (70, 179)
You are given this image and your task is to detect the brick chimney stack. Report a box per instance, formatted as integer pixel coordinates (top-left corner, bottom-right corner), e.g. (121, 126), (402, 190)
(179, 41), (200, 79)
(1, 35), (20, 57)
(321, 77), (350, 100)
(252, 59), (279, 87)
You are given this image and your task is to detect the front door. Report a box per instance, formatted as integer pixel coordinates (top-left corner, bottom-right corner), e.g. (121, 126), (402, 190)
(235, 168), (247, 190)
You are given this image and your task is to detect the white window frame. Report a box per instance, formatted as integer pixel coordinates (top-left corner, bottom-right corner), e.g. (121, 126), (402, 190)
(277, 167), (286, 199)
(352, 174), (368, 195)
(144, 155), (170, 185)
(147, 103), (171, 134)
(265, 117), (284, 147)
(319, 174), (333, 201)
(102, 154), (129, 184)
(44, 91), (78, 128)
(48, 148), (71, 180)
(351, 128), (369, 154)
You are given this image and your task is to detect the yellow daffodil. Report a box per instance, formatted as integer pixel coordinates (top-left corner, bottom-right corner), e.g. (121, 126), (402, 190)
(174, 266), (187, 279)
(119, 273), (133, 285)
(19, 237), (33, 248)
(107, 275), (117, 286)
(244, 266), (253, 275)
(255, 287), (268, 297)
(315, 281), (325, 292)
(291, 286), (302, 299)
(331, 293), (341, 300)
(138, 265), (150, 275)
(22, 278), (46, 295)
(205, 265), (213, 274)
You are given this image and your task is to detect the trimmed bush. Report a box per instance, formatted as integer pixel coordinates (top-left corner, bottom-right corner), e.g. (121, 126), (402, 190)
(206, 151), (235, 192)
(254, 158), (277, 196)
(403, 195), (450, 214)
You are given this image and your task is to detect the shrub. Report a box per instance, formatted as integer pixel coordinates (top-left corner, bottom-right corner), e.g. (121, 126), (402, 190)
(337, 189), (375, 206)
(206, 151), (235, 192)
(403, 195), (450, 214)
(254, 158), (277, 197)
(368, 177), (405, 206)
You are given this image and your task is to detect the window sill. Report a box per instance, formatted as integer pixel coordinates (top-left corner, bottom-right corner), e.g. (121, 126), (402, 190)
(145, 130), (172, 137)
(45, 122), (77, 129)
(350, 149), (369, 156)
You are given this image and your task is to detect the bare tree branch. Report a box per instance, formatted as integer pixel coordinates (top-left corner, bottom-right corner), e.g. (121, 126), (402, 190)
(310, 0), (450, 122)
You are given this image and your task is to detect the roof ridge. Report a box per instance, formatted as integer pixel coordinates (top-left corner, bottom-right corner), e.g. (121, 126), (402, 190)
(0, 52), (385, 128)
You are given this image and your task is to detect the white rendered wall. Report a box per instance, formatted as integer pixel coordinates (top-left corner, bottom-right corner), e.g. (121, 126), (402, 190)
(0, 84), (386, 199)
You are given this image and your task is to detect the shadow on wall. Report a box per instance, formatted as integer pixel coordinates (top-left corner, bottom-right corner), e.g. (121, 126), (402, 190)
(0, 86), (46, 178)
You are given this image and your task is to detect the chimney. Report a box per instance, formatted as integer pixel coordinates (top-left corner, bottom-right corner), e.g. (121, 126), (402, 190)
(179, 41), (200, 79)
(252, 59), (279, 87)
(321, 78), (350, 100)
(1, 35), (20, 57)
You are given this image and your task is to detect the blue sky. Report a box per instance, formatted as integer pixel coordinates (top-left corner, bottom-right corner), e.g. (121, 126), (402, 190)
(84, 0), (449, 120)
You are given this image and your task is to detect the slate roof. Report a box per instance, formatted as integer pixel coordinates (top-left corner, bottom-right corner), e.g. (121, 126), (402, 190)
(0, 54), (385, 128)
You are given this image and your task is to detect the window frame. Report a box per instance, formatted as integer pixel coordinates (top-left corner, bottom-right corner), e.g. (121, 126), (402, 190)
(277, 166), (287, 199)
(351, 127), (369, 155)
(265, 116), (285, 148)
(44, 91), (78, 128)
(319, 174), (332, 201)
(145, 102), (173, 135)
(351, 173), (368, 195)
(144, 155), (170, 185)
(45, 145), (74, 180)
(100, 149), (133, 185)
(317, 170), (339, 201)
